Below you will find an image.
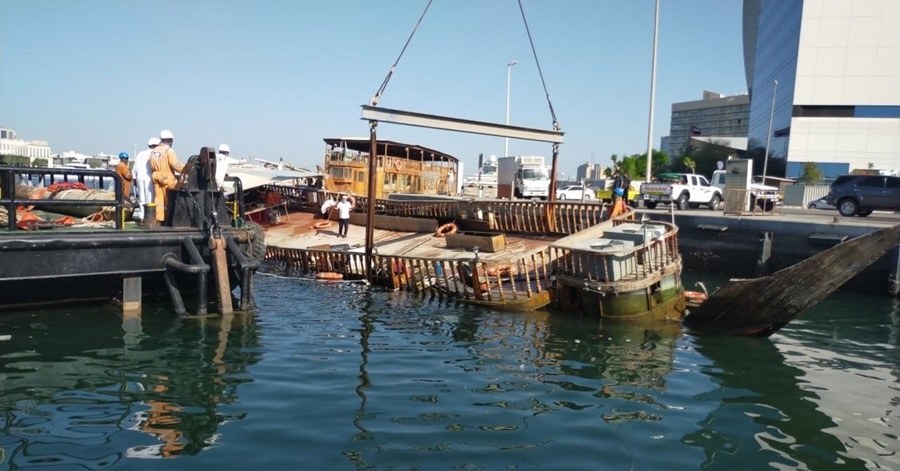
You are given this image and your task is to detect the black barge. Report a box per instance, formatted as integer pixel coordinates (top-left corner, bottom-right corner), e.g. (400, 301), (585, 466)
(0, 147), (261, 316)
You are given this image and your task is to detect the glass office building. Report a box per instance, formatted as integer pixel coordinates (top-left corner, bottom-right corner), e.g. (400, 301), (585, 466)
(743, 0), (900, 178)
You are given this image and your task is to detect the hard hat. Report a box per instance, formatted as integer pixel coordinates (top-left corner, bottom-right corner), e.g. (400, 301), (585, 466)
(148, 137), (160, 146)
(118, 152), (129, 159)
(218, 143), (230, 153)
(160, 129), (174, 140)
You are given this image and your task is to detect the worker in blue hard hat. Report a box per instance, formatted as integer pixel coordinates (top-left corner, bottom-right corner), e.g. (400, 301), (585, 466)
(116, 152), (133, 199)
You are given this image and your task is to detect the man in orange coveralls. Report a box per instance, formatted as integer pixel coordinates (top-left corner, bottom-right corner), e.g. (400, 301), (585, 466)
(115, 152), (133, 198)
(149, 129), (184, 223)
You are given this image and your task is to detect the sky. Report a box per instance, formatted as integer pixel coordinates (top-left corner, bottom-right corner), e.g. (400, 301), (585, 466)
(0, 0), (748, 179)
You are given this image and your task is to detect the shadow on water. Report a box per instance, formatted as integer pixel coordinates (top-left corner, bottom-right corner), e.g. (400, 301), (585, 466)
(0, 305), (262, 467)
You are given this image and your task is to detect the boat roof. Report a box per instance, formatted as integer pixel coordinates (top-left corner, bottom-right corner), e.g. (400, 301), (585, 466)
(323, 138), (459, 163)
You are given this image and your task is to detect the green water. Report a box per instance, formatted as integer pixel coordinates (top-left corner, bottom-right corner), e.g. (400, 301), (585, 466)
(0, 272), (897, 470)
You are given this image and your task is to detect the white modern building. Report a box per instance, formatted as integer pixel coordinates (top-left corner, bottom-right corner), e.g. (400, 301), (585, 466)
(0, 127), (52, 163)
(744, 0), (900, 178)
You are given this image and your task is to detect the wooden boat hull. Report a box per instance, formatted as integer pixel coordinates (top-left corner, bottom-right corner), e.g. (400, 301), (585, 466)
(454, 289), (551, 312)
(555, 271), (686, 323)
(682, 223), (900, 337)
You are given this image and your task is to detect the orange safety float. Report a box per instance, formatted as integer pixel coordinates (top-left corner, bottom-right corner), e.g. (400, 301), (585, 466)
(434, 222), (458, 237)
(486, 264), (512, 277)
(393, 158), (402, 172)
(684, 290), (708, 305)
(315, 272), (344, 280)
(312, 220), (332, 230)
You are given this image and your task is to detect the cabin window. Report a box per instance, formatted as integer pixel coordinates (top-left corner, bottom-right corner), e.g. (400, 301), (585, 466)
(330, 167), (350, 179)
(356, 171), (365, 183)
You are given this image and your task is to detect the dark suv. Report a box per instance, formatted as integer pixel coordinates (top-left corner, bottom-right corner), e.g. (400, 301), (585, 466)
(825, 174), (900, 217)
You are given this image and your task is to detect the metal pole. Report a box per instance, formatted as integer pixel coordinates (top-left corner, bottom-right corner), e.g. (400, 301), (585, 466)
(365, 122), (378, 282)
(762, 79), (778, 183)
(504, 60), (517, 157)
(645, 0), (660, 183)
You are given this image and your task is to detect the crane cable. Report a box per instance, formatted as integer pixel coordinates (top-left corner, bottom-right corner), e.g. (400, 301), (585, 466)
(370, 0), (434, 106)
(518, 0), (560, 131)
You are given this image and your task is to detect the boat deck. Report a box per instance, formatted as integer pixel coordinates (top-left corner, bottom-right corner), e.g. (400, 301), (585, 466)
(265, 211), (560, 261)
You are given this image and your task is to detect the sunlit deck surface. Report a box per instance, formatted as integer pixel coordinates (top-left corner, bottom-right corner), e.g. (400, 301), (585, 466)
(264, 212), (561, 261)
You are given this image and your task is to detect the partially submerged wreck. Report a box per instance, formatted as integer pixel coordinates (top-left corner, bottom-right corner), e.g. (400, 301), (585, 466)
(682, 223), (900, 337)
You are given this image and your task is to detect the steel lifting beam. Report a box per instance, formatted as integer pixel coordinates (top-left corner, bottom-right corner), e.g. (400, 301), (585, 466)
(361, 105), (564, 144)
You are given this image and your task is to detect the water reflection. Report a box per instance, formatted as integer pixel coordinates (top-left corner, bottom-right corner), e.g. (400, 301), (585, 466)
(687, 335), (895, 470)
(0, 306), (261, 467)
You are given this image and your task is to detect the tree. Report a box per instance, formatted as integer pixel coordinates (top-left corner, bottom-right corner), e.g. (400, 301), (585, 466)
(32, 158), (48, 167)
(683, 157), (697, 174)
(797, 162), (824, 185)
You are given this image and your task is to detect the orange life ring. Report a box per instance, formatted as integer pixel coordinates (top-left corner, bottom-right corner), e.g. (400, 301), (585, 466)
(684, 290), (707, 305)
(312, 220), (332, 230)
(315, 271), (344, 280)
(393, 158), (402, 172)
(434, 222), (458, 237)
(487, 264), (512, 277)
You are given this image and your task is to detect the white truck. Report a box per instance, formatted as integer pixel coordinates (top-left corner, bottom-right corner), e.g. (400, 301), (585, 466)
(498, 155), (550, 199)
(640, 173), (723, 210)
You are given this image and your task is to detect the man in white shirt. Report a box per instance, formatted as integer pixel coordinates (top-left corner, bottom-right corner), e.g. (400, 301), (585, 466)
(132, 136), (159, 220)
(335, 194), (353, 238)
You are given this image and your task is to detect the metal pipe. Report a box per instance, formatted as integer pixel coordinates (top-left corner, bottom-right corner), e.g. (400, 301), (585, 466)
(365, 122), (378, 282)
(182, 238), (209, 315)
(162, 257), (187, 317)
(225, 234), (259, 310)
(505, 60), (518, 157)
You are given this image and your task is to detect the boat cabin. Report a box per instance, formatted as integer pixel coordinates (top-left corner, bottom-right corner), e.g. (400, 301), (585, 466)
(322, 138), (459, 198)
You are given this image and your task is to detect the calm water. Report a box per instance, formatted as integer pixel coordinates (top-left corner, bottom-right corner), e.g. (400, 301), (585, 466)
(1, 272), (898, 470)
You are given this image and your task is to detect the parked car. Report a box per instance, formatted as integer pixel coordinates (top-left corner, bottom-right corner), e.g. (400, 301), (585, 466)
(556, 185), (594, 200)
(807, 197), (835, 210)
(825, 174), (900, 216)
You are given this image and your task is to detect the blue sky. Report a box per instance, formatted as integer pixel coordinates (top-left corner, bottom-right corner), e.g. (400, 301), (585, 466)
(0, 0), (747, 178)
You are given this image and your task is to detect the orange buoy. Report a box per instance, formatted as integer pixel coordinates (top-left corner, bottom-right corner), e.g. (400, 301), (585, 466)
(486, 264), (512, 277)
(315, 272), (343, 280)
(434, 222), (458, 237)
(684, 290), (707, 305)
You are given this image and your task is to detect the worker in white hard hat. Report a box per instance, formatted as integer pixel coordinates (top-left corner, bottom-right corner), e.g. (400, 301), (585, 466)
(132, 136), (160, 220)
(149, 129), (184, 223)
(215, 143), (230, 190)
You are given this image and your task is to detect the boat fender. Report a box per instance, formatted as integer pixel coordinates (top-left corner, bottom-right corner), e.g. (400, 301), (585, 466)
(315, 272), (344, 280)
(684, 290), (707, 304)
(434, 222), (458, 237)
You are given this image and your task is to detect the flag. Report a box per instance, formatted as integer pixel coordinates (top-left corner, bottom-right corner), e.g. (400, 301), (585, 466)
(773, 126), (790, 137)
(690, 125), (701, 136)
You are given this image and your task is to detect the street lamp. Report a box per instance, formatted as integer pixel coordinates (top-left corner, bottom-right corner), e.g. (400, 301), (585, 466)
(762, 79), (778, 183)
(505, 60), (518, 157)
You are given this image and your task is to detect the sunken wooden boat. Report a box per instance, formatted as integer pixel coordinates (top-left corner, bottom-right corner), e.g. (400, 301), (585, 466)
(682, 223), (900, 337)
(549, 211), (686, 323)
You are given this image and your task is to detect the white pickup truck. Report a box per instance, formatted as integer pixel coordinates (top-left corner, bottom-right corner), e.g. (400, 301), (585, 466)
(640, 173), (722, 210)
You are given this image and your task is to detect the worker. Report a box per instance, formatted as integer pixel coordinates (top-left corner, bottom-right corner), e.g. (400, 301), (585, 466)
(215, 143), (230, 189)
(149, 129), (184, 223)
(133, 136), (160, 220)
(116, 152), (133, 199)
(335, 194), (354, 238)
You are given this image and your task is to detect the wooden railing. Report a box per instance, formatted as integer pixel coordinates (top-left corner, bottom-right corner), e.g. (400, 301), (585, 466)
(265, 246), (554, 304)
(261, 186), (611, 236)
(552, 219), (680, 283)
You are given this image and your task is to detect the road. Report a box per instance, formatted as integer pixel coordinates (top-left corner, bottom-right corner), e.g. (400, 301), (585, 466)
(636, 204), (900, 227)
